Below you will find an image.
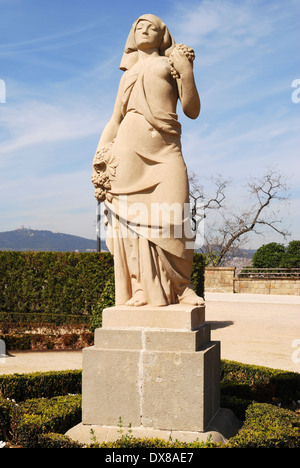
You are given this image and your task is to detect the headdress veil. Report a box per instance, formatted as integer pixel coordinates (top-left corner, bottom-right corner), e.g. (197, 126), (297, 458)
(120, 14), (176, 71)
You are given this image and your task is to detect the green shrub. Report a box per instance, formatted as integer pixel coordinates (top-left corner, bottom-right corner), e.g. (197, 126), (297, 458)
(11, 395), (82, 448)
(0, 397), (15, 440)
(89, 276), (115, 332)
(0, 397), (13, 428)
(192, 253), (205, 299)
(220, 360), (300, 406)
(0, 312), (90, 326)
(280, 240), (300, 268)
(0, 370), (82, 402)
(0, 252), (114, 322)
(38, 432), (83, 448)
(252, 243), (286, 268)
(252, 241), (300, 269)
(227, 402), (300, 448)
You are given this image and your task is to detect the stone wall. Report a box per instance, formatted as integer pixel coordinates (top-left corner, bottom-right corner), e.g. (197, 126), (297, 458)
(233, 278), (300, 295)
(205, 267), (300, 295)
(205, 267), (235, 292)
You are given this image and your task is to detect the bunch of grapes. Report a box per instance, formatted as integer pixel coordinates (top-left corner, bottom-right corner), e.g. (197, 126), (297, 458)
(91, 172), (111, 189)
(91, 142), (116, 202)
(169, 43), (195, 79)
(92, 171), (111, 202)
(177, 43), (195, 62)
(94, 187), (106, 202)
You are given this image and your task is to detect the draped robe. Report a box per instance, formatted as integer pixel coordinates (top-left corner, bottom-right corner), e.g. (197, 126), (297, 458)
(103, 60), (196, 306)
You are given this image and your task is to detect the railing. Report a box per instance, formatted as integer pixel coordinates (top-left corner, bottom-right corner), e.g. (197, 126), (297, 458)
(238, 268), (300, 278)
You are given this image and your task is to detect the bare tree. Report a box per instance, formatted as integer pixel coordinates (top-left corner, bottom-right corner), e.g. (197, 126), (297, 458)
(189, 172), (229, 233)
(189, 167), (290, 266)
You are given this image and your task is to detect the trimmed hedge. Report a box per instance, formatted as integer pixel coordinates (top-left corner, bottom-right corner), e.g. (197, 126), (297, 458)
(10, 395), (82, 448)
(0, 252), (205, 331)
(0, 370), (82, 402)
(0, 251), (114, 321)
(220, 359), (300, 404)
(220, 360), (300, 420)
(37, 432), (83, 449)
(0, 312), (90, 326)
(227, 402), (300, 448)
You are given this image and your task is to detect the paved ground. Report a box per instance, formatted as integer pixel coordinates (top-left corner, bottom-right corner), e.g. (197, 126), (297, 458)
(0, 292), (299, 375)
(205, 292), (300, 373)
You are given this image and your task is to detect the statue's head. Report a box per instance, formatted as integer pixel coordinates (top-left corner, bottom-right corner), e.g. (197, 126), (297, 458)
(120, 14), (175, 71)
(134, 17), (161, 52)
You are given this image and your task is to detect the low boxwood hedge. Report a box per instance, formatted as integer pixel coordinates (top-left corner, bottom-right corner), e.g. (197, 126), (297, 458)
(0, 361), (299, 448)
(9, 394), (82, 448)
(0, 369), (82, 401)
(220, 360), (300, 407)
(227, 402), (300, 448)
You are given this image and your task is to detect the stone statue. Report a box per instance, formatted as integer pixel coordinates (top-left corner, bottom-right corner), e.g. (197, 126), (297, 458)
(92, 14), (204, 307)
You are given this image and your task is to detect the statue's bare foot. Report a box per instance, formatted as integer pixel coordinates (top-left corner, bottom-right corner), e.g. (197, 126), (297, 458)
(178, 288), (205, 306)
(126, 291), (147, 307)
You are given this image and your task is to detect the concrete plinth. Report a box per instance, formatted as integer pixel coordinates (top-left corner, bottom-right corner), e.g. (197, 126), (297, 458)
(66, 305), (237, 445)
(101, 304), (205, 331)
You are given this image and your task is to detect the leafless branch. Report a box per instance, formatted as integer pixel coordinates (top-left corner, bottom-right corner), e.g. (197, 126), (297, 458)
(189, 167), (290, 266)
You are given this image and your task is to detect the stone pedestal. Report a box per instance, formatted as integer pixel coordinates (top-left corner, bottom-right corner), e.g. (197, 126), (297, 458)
(67, 304), (240, 444)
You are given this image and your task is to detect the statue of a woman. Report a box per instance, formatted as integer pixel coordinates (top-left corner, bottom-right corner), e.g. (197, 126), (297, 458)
(92, 14), (204, 307)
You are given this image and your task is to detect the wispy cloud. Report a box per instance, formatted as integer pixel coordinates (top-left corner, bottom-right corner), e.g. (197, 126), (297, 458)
(0, 97), (105, 155)
(0, 22), (101, 54)
(171, 0), (293, 50)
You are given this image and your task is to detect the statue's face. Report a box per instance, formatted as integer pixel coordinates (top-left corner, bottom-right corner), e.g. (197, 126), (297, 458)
(135, 20), (160, 51)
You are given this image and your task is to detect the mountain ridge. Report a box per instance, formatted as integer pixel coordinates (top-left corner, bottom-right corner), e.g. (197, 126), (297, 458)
(0, 227), (256, 258)
(0, 227), (106, 252)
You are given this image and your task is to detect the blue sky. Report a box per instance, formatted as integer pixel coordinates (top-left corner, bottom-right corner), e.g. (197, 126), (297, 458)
(0, 0), (299, 248)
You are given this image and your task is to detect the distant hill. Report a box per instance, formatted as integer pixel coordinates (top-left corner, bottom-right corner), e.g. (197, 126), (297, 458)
(195, 245), (256, 258)
(0, 227), (107, 252)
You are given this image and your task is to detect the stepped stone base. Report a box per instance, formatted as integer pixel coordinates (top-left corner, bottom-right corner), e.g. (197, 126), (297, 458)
(66, 305), (240, 444)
